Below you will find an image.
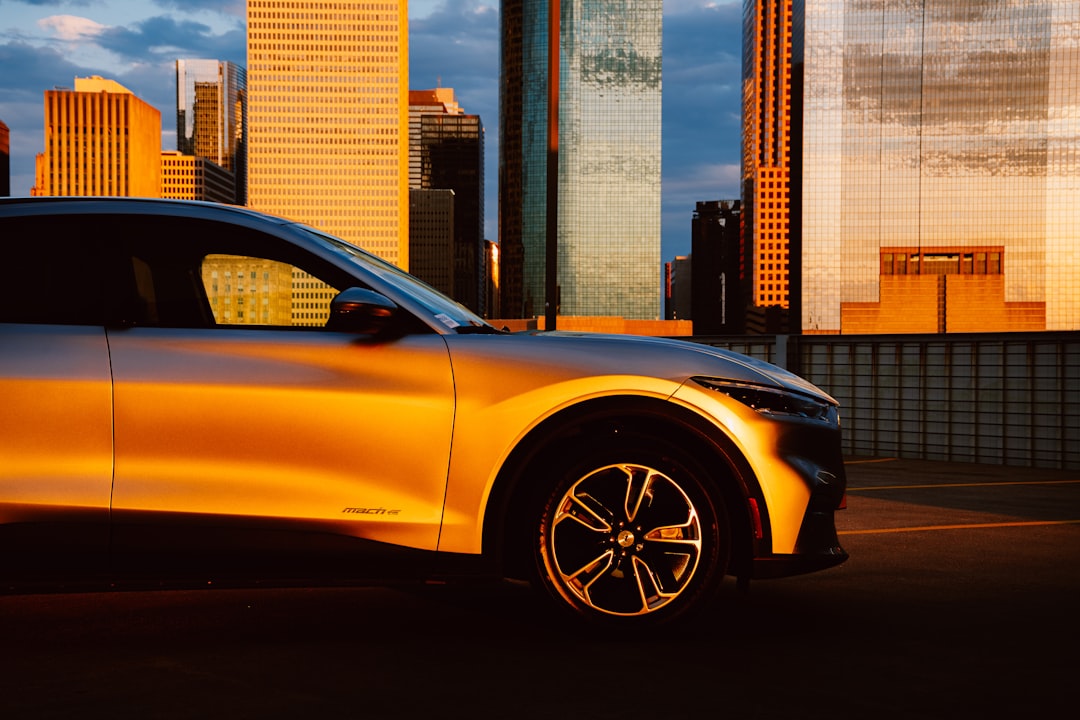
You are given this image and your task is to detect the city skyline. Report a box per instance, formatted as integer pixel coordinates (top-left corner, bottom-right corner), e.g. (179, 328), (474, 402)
(0, 0), (744, 264)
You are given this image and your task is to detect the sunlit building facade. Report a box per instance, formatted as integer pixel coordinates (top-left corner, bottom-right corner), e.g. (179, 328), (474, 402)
(176, 59), (247, 205)
(500, 0), (663, 320)
(800, 0), (1080, 333)
(742, 0), (796, 333)
(31, 76), (161, 198)
(246, 0), (409, 267)
(161, 151), (236, 204)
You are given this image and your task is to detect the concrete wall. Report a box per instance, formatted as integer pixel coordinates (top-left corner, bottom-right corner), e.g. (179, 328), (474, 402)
(692, 332), (1080, 470)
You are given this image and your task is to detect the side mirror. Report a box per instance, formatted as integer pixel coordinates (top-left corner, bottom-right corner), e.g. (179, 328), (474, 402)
(327, 287), (399, 335)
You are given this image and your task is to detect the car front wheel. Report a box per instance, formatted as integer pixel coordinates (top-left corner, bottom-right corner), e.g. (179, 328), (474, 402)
(533, 441), (728, 624)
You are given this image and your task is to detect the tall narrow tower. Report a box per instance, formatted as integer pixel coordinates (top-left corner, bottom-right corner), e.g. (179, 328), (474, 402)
(246, 0), (409, 267)
(176, 59), (247, 205)
(741, 0), (796, 333)
(500, 0), (663, 321)
(31, 76), (161, 198)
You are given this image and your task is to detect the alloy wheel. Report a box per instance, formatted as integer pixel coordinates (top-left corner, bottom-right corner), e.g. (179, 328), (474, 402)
(546, 462), (703, 617)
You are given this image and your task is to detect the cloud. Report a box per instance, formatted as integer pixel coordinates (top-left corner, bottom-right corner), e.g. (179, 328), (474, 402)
(151, 0), (245, 18)
(96, 15), (245, 64)
(37, 14), (107, 41)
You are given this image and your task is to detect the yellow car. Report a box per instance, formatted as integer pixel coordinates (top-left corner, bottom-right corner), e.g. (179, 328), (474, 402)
(0, 198), (846, 624)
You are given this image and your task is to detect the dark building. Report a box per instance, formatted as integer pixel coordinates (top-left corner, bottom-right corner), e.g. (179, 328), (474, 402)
(409, 90), (485, 315)
(665, 256), (692, 322)
(691, 200), (743, 336)
(0, 119), (9, 197)
(409, 188), (456, 298)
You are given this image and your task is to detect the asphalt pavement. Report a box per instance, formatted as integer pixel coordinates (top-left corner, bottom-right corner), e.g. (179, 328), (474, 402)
(1, 457), (1078, 718)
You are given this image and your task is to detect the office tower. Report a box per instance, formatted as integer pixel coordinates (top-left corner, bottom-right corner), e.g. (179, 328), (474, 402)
(500, 0), (663, 321)
(409, 89), (485, 313)
(786, 0), (1080, 334)
(161, 152), (236, 203)
(176, 59), (247, 205)
(691, 200), (743, 336)
(666, 256), (692, 322)
(409, 188), (456, 297)
(742, 0), (796, 334)
(246, 0), (409, 267)
(31, 76), (161, 197)
(0, 119), (9, 196)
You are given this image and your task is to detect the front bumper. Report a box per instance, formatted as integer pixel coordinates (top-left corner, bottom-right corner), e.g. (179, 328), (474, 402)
(753, 462), (848, 578)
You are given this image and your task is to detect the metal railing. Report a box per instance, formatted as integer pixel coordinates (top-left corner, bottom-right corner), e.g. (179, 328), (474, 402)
(690, 332), (1080, 470)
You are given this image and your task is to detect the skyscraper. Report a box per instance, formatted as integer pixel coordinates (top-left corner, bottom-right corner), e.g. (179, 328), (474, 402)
(500, 0), (663, 321)
(755, 0), (1080, 334)
(803, 0), (1080, 333)
(176, 59), (247, 205)
(409, 89), (485, 313)
(741, 0), (796, 334)
(31, 76), (161, 198)
(246, 0), (409, 267)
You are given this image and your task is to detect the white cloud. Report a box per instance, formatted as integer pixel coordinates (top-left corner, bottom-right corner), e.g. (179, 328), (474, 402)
(37, 15), (108, 42)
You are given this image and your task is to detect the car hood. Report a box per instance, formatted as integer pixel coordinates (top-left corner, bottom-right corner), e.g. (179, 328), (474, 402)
(445, 330), (836, 404)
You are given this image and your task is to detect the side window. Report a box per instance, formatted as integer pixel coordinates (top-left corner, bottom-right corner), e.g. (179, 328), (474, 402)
(0, 216), (106, 325)
(200, 254), (340, 328)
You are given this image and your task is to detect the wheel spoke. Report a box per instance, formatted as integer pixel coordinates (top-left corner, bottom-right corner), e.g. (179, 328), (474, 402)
(556, 491), (614, 533)
(580, 558), (649, 615)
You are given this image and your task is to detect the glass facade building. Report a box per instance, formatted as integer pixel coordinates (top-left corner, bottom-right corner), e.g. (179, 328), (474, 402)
(801, 0), (1080, 333)
(176, 59), (246, 205)
(500, 0), (662, 320)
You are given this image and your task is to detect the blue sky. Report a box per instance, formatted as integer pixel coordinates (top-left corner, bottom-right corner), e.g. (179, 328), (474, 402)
(0, 0), (743, 261)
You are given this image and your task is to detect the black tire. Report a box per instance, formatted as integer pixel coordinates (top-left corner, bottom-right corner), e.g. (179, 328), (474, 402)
(532, 438), (729, 625)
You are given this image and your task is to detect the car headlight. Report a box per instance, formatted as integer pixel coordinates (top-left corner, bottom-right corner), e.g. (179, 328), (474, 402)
(692, 377), (839, 425)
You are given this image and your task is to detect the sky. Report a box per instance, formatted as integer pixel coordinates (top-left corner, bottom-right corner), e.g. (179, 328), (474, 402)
(0, 0), (744, 262)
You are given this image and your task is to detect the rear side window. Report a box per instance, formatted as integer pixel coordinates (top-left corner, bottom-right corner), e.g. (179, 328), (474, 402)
(0, 216), (107, 325)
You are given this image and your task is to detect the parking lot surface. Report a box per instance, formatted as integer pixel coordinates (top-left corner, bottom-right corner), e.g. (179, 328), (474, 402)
(1, 457), (1077, 718)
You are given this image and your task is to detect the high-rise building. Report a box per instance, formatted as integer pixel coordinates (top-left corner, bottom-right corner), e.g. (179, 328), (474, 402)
(803, 0), (1080, 333)
(31, 76), (161, 197)
(691, 200), (743, 336)
(750, 0), (1080, 334)
(161, 151), (236, 204)
(409, 188), (456, 297)
(409, 89), (485, 313)
(246, 0), (409, 267)
(499, 0), (663, 322)
(741, 0), (796, 334)
(666, 256), (692, 322)
(176, 59), (247, 205)
(0, 119), (9, 197)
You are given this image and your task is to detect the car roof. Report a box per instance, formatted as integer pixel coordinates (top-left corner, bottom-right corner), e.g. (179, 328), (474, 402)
(0, 197), (291, 228)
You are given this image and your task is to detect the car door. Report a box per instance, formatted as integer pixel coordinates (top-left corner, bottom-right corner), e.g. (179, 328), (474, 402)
(0, 220), (113, 575)
(103, 216), (456, 576)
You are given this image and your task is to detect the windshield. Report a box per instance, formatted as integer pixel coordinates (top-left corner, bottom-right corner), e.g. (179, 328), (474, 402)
(292, 224), (498, 333)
